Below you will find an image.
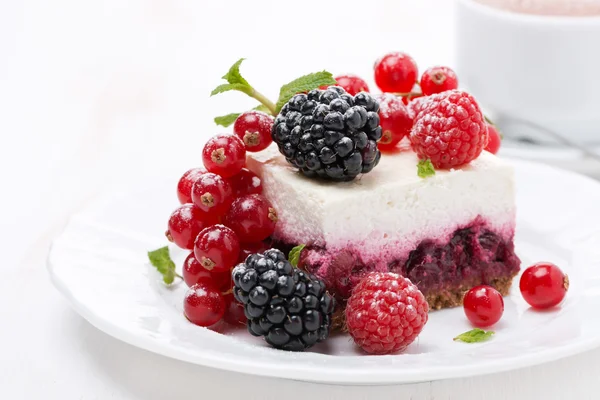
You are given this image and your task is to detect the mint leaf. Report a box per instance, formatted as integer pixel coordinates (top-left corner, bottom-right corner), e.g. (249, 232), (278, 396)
(148, 246), (176, 285)
(417, 159), (435, 178)
(210, 83), (252, 96)
(453, 328), (495, 343)
(275, 71), (336, 113)
(222, 58), (249, 86)
(288, 244), (306, 267)
(214, 113), (241, 127)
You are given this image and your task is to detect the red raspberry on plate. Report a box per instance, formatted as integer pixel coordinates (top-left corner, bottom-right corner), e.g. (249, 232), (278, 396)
(485, 123), (502, 155)
(409, 90), (488, 169)
(345, 272), (429, 355)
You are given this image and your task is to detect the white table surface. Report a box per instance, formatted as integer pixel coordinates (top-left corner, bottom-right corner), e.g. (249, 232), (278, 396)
(2, 0), (600, 398)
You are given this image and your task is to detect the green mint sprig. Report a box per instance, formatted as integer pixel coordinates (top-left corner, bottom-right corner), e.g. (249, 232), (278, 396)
(453, 328), (495, 343)
(288, 244), (306, 267)
(147, 246), (181, 285)
(417, 159), (436, 178)
(211, 58), (336, 126)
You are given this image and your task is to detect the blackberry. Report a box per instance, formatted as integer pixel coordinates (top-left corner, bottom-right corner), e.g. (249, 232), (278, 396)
(232, 249), (335, 351)
(272, 86), (382, 181)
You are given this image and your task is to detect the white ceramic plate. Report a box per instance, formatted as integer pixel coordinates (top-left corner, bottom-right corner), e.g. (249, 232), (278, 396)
(48, 159), (600, 385)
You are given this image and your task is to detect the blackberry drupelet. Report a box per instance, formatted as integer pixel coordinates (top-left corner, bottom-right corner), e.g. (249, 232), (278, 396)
(232, 249), (335, 351)
(272, 87), (382, 181)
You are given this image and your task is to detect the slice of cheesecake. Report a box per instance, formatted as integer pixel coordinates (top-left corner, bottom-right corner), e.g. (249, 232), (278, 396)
(247, 143), (520, 309)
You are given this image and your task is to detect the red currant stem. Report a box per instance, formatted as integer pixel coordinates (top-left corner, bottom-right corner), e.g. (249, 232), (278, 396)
(249, 88), (276, 116)
(175, 272), (183, 280)
(393, 91), (422, 98)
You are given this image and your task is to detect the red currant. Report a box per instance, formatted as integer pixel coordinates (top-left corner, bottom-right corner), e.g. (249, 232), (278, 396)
(184, 282), (226, 327)
(237, 240), (270, 263)
(420, 66), (459, 96)
(194, 224), (240, 273)
(227, 168), (263, 197)
(233, 111), (274, 153)
(334, 74), (370, 96)
(176, 168), (205, 204)
(222, 292), (246, 326)
(520, 262), (569, 309)
(374, 52), (418, 93)
(191, 172), (234, 217)
(182, 252), (231, 289)
(463, 285), (504, 327)
(166, 204), (212, 250)
(376, 94), (413, 151)
(202, 134), (246, 178)
(485, 123), (502, 155)
(224, 194), (277, 243)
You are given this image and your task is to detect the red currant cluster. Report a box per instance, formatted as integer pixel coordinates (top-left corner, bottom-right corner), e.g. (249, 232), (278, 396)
(324, 52), (501, 157)
(167, 116), (279, 328)
(463, 262), (569, 329)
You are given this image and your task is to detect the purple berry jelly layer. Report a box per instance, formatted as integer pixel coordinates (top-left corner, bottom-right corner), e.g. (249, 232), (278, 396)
(275, 218), (520, 307)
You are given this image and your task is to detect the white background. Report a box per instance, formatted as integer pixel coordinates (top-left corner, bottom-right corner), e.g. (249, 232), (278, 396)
(1, 0), (599, 398)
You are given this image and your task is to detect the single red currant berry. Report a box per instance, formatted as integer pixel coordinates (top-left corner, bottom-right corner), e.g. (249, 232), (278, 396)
(224, 194), (277, 243)
(182, 252), (231, 289)
(194, 224), (241, 273)
(222, 292), (246, 326)
(202, 134), (246, 178)
(227, 168), (263, 197)
(237, 240), (270, 263)
(191, 172), (234, 217)
(520, 262), (569, 309)
(184, 282), (226, 327)
(485, 123), (502, 155)
(463, 285), (504, 327)
(334, 74), (370, 96)
(420, 66), (459, 96)
(374, 52), (418, 93)
(376, 94), (413, 151)
(166, 204), (212, 250)
(176, 168), (206, 204)
(233, 111), (274, 153)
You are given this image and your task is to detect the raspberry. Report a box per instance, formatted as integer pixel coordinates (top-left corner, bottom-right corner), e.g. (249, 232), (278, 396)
(485, 123), (502, 154)
(409, 90), (488, 169)
(202, 134), (246, 178)
(463, 285), (504, 327)
(376, 94), (413, 151)
(420, 66), (458, 96)
(333, 74), (370, 96)
(271, 88), (382, 181)
(232, 249), (335, 351)
(233, 111), (274, 152)
(374, 52), (418, 93)
(345, 272), (428, 355)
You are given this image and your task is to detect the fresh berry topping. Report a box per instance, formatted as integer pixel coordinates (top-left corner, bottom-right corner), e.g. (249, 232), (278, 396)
(420, 66), (459, 96)
(233, 111), (274, 152)
(345, 272), (428, 355)
(376, 94), (413, 151)
(519, 262), (569, 309)
(333, 74), (370, 96)
(485, 123), (502, 154)
(202, 134), (246, 178)
(191, 172), (234, 216)
(223, 292), (246, 325)
(410, 90), (488, 169)
(166, 204), (212, 250)
(177, 168), (206, 204)
(184, 282), (226, 327)
(463, 285), (504, 328)
(272, 88), (382, 181)
(374, 52), (419, 93)
(224, 194), (277, 243)
(182, 252), (231, 289)
(238, 241), (271, 263)
(227, 168), (263, 197)
(232, 249), (335, 351)
(193, 224), (241, 273)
